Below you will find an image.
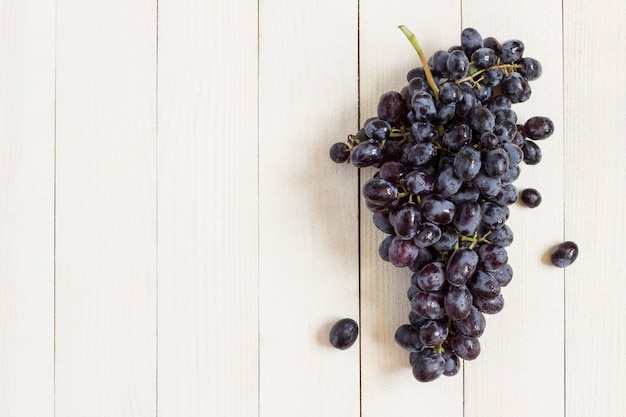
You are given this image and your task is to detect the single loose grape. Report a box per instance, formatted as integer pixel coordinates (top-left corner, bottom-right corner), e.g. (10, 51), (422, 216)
(329, 318), (359, 350)
(520, 188), (542, 208)
(329, 142), (350, 163)
(550, 241), (579, 268)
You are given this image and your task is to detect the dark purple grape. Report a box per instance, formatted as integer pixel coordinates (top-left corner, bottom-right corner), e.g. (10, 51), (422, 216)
(394, 324), (424, 352)
(454, 305), (486, 338)
(364, 118), (392, 141)
(429, 50), (450, 77)
(469, 106), (496, 133)
(450, 333), (481, 360)
(487, 224), (514, 247)
(391, 204), (422, 239)
(455, 88), (478, 120)
(436, 164), (463, 197)
(442, 348), (461, 376)
(413, 222), (442, 248)
(412, 350), (445, 382)
(442, 124), (472, 152)
(494, 109), (518, 124)
(411, 290), (446, 320)
(473, 171), (502, 198)
(432, 226), (459, 252)
(487, 95), (512, 112)
(409, 310), (427, 328)
(475, 84), (493, 106)
(409, 246), (436, 272)
(377, 91), (406, 125)
(405, 170), (435, 196)
(411, 122), (439, 143)
(491, 263), (513, 286)
(379, 140), (403, 165)
(502, 142), (524, 165)
(488, 182), (518, 206)
(453, 201), (482, 236)
(518, 57), (542, 81)
(378, 235), (394, 262)
(447, 49), (470, 80)
(408, 77), (430, 97)
(500, 164), (521, 183)
(522, 139), (542, 165)
(483, 147), (510, 178)
(373, 212), (394, 234)
(329, 142), (350, 163)
(406, 67), (426, 83)
(350, 139), (384, 167)
(481, 201), (507, 229)
(407, 285), (420, 301)
(550, 241), (579, 267)
(478, 244), (508, 272)
(362, 178), (398, 206)
(415, 262), (446, 291)
(482, 35), (499, 49)
(471, 47), (498, 69)
(448, 182), (480, 204)
(502, 72), (531, 103)
(499, 39), (525, 63)
(420, 195), (456, 225)
(446, 247), (479, 286)
(468, 269), (501, 300)
(388, 236), (420, 267)
(520, 188), (542, 208)
(453, 145), (482, 181)
(435, 102), (457, 124)
(419, 319), (449, 347)
(474, 293), (504, 314)
(329, 318), (359, 350)
(411, 91), (437, 122)
(439, 82), (463, 104)
(482, 68), (504, 87)
(524, 116), (554, 140)
(511, 131), (525, 147)
(461, 27), (484, 56)
(480, 132), (500, 149)
(379, 161), (407, 184)
(406, 142), (438, 167)
(444, 284), (473, 321)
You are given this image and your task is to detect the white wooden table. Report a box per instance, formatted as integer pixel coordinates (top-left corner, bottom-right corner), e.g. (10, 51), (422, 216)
(1, 0), (625, 416)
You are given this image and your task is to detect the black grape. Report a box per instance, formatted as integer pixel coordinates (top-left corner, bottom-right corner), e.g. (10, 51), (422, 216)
(329, 318), (359, 350)
(550, 241), (579, 268)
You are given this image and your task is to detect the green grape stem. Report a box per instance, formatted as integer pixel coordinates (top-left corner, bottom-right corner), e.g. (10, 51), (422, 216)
(455, 63), (524, 85)
(398, 25), (440, 101)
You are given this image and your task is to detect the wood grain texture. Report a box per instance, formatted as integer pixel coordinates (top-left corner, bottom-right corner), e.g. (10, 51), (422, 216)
(157, 1), (259, 416)
(564, 0), (626, 415)
(258, 0), (360, 416)
(358, 2), (463, 414)
(55, 1), (157, 415)
(0, 1), (55, 415)
(1, 1), (625, 416)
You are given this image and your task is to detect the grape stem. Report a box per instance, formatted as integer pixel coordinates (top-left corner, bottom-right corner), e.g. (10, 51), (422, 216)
(455, 63), (524, 85)
(398, 25), (439, 101)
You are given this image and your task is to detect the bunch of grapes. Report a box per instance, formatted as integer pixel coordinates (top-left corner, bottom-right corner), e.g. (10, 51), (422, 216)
(329, 26), (555, 382)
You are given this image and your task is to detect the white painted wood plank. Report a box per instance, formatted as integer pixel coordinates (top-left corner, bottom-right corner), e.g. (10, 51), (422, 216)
(460, 2), (565, 416)
(358, 2), (463, 415)
(564, 1), (626, 415)
(0, 1), (55, 416)
(258, 1), (360, 416)
(157, 1), (259, 416)
(55, 2), (157, 415)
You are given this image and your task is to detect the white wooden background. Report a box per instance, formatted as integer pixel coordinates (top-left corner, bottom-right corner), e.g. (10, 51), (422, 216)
(1, 0), (625, 416)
